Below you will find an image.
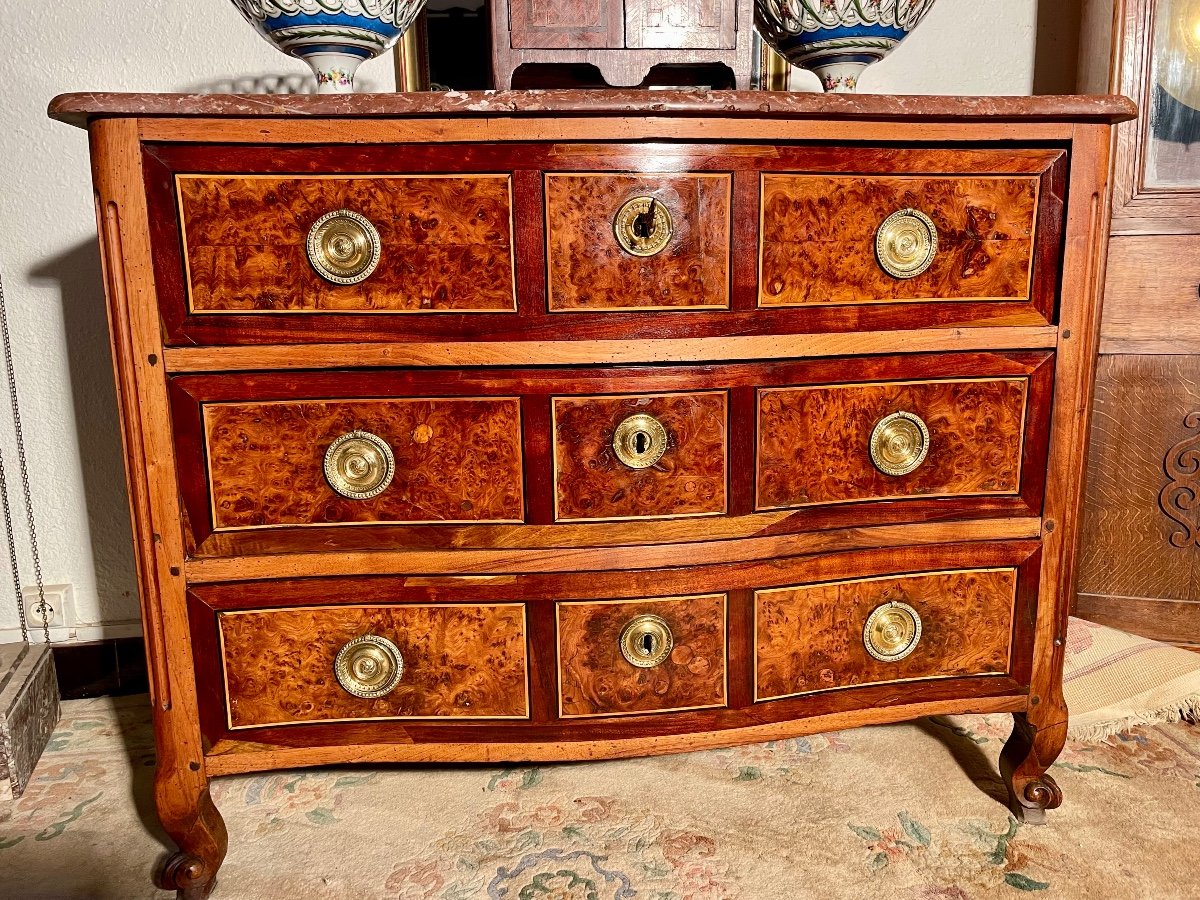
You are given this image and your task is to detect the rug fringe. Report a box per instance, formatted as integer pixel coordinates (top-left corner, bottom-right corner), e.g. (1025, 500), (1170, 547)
(1067, 692), (1200, 742)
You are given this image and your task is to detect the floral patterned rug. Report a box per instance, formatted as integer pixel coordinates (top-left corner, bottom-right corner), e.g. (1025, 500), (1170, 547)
(1, 696), (1198, 899)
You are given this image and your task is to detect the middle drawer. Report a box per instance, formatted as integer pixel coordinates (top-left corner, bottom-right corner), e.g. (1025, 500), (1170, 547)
(172, 353), (1052, 551)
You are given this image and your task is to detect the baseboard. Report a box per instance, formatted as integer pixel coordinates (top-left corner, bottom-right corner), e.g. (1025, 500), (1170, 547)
(51, 637), (148, 700)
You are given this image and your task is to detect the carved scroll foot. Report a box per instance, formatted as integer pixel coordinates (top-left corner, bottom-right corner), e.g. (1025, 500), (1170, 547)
(154, 779), (227, 899)
(1000, 713), (1066, 825)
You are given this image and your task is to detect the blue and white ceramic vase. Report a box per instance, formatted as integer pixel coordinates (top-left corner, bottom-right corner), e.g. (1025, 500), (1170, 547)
(756, 0), (937, 93)
(230, 0), (427, 93)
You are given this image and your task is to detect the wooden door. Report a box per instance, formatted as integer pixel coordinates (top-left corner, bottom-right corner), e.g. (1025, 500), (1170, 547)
(507, 0), (624, 49)
(624, 0), (737, 49)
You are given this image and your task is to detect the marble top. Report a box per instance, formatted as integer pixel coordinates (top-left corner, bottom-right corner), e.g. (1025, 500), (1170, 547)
(48, 90), (1137, 129)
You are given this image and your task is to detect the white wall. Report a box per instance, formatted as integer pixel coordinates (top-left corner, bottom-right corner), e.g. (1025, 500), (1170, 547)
(0, 0), (1033, 643)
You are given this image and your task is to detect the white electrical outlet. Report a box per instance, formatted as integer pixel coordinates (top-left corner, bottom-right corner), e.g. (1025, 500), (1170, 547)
(21, 584), (73, 630)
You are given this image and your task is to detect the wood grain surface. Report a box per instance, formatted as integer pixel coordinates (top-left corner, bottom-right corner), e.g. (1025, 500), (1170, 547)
(755, 568), (1017, 700)
(553, 391), (727, 520)
(177, 175), (515, 312)
(759, 175), (1039, 305)
(557, 594), (727, 716)
(1077, 355), (1200, 644)
(545, 173), (731, 309)
(220, 604), (528, 727)
(757, 377), (1028, 510)
(507, 0), (624, 49)
(1099, 235), (1200, 353)
(203, 398), (524, 528)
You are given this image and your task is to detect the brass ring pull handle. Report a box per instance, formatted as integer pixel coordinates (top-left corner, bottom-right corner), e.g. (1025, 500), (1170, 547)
(875, 208), (938, 279)
(863, 601), (922, 662)
(869, 411), (930, 477)
(619, 614), (674, 668)
(614, 195), (674, 257)
(334, 634), (404, 698)
(612, 413), (669, 469)
(324, 430), (395, 500)
(306, 209), (382, 284)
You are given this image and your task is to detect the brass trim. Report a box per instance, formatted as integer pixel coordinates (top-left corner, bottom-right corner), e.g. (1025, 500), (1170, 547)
(550, 390), (730, 523)
(333, 634), (404, 698)
(756, 173), (1042, 308)
(200, 397), (526, 530)
(752, 567), (1018, 703)
(875, 208), (938, 279)
(618, 614), (674, 668)
(869, 411), (930, 477)
(612, 413), (669, 469)
(544, 172), (732, 312)
(555, 594), (729, 719)
(306, 209), (382, 285)
(613, 195), (674, 257)
(176, 173), (517, 315)
(863, 601), (923, 662)
(218, 603), (531, 729)
(754, 376), (1030, 511)
(323, 430), (396, 500)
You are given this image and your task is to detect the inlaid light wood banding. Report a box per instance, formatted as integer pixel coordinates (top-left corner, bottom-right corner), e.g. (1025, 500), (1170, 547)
(755, 568), (1017, 701)
(759, 174), (1040, 306)
(176, 174), (516, 313)
(219, 603), (529, 727)
(553, 391), (728, 521)
(557, 594), (728, 718)
(203, 397), (524, 529)
(545, 173), (732, 310)
(757, 377), (1028, 510)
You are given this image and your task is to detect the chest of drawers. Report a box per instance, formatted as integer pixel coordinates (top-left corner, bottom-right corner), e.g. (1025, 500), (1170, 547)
(51, 89), (1134, 899)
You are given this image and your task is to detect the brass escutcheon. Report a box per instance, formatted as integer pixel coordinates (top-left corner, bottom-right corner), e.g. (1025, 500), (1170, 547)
(875, 208), (938, 279)
(613, 195), (674, 257)
(306, 209), (382, 284)
(324, 430), (396, 500)
(863, 601), (923, 662)
(612, 413), (668, 469)
(869, 411), (930, 477)
(619, 614), (674, 668)
(334, 634), (404, 698)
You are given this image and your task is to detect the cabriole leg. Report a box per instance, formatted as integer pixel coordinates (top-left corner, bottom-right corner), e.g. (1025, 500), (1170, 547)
(1000, 712), (1066, 825)
(155, 767), (228, 899)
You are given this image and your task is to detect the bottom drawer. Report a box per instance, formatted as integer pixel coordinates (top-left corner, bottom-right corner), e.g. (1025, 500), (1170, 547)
(557, 594), (728, 718)
(754, 568), (1017, 701)
(219, 603), (529, 728)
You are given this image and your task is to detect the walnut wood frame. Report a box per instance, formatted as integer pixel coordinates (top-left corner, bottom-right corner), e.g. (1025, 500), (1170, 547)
(55, 91), (1131, 898)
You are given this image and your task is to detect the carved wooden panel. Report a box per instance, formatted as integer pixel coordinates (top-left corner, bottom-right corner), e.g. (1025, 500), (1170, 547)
(508, 0), (625, 49)
(545, 173), (731, 310)
(625, 0), (737, 49)
(177, 175), (515, 313)
(1078, 356), (1200, 646)
(755, 568), (1016, 700)
(220, 604), (529, 727)
(557, 594), (727, 717)
(757, 377), (1028, 510)
(759, 175), (1039, 305)
(204, 398), (525, 528)
(554, 391), (728, 520)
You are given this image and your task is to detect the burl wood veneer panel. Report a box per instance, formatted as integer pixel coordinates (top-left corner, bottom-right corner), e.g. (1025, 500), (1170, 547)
(557, 594), (727, 717)
(220, 604), (528, 727)
(204, 398), (524, 528)
(545, 173), (731, 310)
(755, 568), (1016, 700)
(759, 175), (1039, 305)
(1077, 355), (1200, 645)
(554, 391), (727, 520)
(757, 377), (1027, 510)
(177, 175), (515, 312)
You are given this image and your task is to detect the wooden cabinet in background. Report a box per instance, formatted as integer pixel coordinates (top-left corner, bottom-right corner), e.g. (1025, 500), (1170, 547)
(492, 0), (755, 88)
(1078, 0), (1200, 649)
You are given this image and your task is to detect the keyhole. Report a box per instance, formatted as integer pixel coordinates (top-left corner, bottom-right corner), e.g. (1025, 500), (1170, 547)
(640, 633), (656, 656)
(634, 430), (650, 455)
(633, 199), (658, 239)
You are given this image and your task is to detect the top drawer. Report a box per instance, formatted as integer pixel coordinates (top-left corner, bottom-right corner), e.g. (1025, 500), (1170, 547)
(176, 174), (516, 314)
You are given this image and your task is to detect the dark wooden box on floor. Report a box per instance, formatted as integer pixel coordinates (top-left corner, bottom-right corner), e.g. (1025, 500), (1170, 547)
(51, 89), (1133, 899)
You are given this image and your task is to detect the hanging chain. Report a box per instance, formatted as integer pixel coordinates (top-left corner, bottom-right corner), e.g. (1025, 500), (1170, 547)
(0, 446), (28, 642)
(0, 269), (49, 642)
